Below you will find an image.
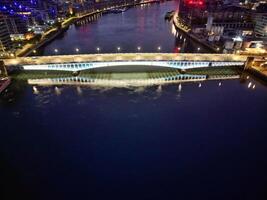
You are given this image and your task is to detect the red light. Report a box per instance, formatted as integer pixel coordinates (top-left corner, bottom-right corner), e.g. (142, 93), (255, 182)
(185, 0), (205, 7)
(174, 47), (180, 53)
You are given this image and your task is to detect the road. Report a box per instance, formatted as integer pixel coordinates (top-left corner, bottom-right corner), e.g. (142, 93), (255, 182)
(3, 53), (249, 66)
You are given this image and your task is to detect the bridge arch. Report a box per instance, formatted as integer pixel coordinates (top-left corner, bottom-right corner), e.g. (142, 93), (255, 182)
(22, 60), (245, 72)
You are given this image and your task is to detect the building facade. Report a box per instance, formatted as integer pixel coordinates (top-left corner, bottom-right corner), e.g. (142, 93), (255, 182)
(0, 15), (13, 53)
(254, 13), (267, 37)
(253, 3), (267, 37)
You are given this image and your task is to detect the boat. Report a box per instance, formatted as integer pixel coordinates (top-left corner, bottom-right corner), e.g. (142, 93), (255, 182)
(105, 7), (129, 14)
(0, 77), (11, 94)
(165, 10), (175, 20)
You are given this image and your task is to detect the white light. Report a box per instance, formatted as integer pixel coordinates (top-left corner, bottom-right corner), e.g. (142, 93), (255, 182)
(55, 86), (61, 95)
(233, 36), (243, 42)
(54, 49), (58, 53)
(197, 47), (201, 51)
(157, 46), (161, 51)
(137, 46), (141, 51)
(75, 48), (79, 52)
(117, 47), (121, 51)
(248, 82), (252, 88)
(178, 84), (182, 92)
(253, 84), (256, 89)
(33, 86), (39, 94)
(96, 47), (100, 52)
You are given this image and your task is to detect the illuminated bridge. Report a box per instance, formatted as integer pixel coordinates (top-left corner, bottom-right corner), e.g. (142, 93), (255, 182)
(3, 53), (249, 72)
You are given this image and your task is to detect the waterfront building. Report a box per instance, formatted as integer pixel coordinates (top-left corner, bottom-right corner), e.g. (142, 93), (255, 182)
(205, 5), (254, 38)
(0, 0), (60, 25)
(179, 0), (207, 26)
(254, 3), (267, 37)
(0, 15), (13, 54)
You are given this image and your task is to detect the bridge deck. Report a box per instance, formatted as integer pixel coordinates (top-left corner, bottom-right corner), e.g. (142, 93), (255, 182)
(3, 53), (248, 66)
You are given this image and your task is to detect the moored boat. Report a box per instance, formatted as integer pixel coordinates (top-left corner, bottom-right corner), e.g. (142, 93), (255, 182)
(0, 77), (11, 94)
(165, 10), (175, 20)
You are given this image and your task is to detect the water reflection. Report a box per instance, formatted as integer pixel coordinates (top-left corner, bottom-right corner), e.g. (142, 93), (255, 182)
(33, 86), (39, 94)
(55, 86), (61, 95)
(77, 86), (82, 95)
(178, 83), (182, 92)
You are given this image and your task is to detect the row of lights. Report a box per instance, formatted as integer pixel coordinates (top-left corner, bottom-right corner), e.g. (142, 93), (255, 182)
(45, 46), (163, 54)
(33, 46), (203, 54)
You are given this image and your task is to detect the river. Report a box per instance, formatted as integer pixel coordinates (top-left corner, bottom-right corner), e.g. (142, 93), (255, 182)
(1, 1), (267, 200)
(37, 1), (210, 55)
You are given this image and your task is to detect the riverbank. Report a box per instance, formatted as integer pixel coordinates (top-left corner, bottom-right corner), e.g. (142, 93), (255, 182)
(172, 12), (218, 53)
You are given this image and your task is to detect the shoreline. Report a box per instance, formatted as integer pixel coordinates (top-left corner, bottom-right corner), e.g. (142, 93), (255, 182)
(247, 67), (267, 82)
(172, 12), (218, 53)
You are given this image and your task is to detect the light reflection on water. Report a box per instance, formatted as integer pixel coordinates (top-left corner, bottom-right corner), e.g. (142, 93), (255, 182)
(1, 76), (267, 200)
(25, 77), (260, 110)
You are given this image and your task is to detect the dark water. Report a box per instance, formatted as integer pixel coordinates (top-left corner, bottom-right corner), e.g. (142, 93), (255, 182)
(1, 78), (267, 200)
(37, 1), (210, 55)
(1, 1), (267, 200)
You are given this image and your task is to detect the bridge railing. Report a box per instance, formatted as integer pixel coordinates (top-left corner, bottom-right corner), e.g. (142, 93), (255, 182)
(3, 53), (249, 67)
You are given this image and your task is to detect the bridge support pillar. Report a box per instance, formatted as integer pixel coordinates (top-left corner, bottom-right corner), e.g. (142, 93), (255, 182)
(0, 61), (7, 77)
(244, 57), (254, 70)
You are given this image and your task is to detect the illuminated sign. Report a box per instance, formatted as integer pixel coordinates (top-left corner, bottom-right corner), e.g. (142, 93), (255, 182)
(184, 0), (205, 7)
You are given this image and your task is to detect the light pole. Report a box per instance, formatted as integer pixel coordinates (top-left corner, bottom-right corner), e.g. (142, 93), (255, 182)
(137, 46), (141, 52)
(117, 46), (121, 53)
(157, 46), (161, 52)
(75, 48), (79, 53)
(96, 47), (100, 53)
(197, 47), (201, 52)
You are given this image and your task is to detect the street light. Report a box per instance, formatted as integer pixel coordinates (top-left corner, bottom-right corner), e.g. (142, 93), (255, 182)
(54, 48), (58, 54)
(216, 47), (220, 52)
(33, 50), (37, 54)
(137, 46), (141, 52)
(96, 47), (100, 53)
(197, 47), (201, 52)
(75, 48), (79, 53)
(157, 46), (161, 51)
(117, 47), (121, 52)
